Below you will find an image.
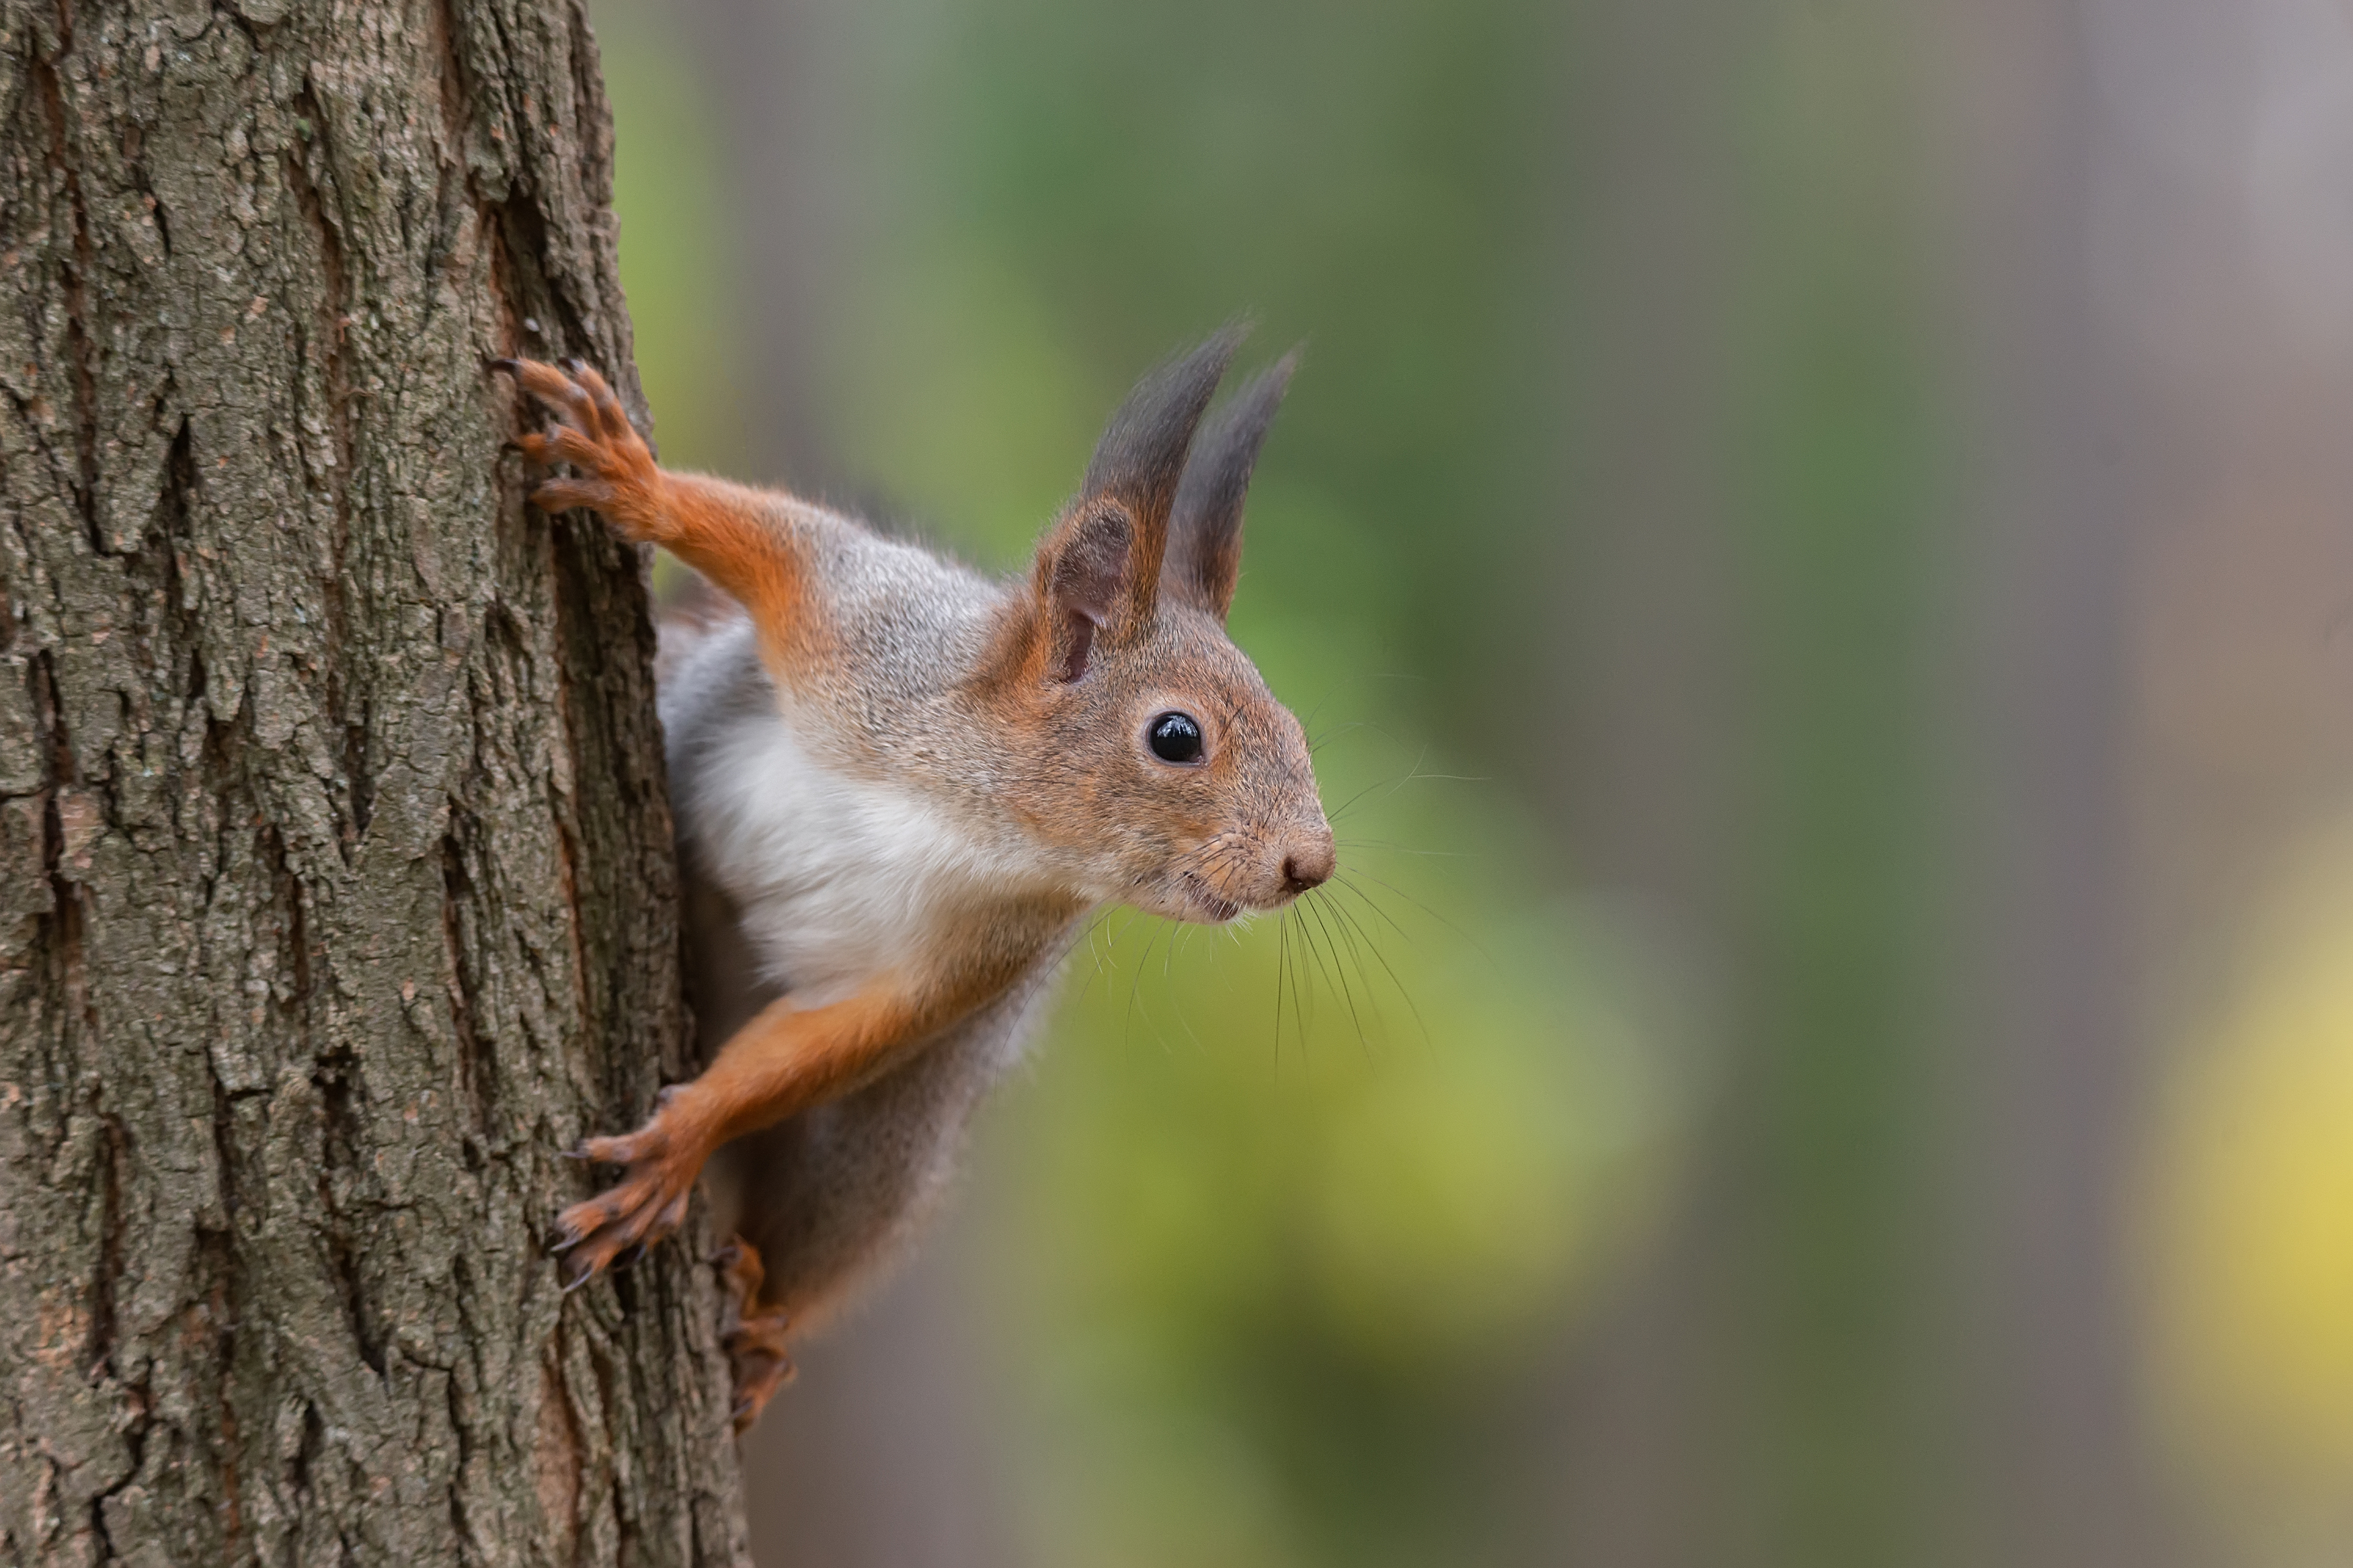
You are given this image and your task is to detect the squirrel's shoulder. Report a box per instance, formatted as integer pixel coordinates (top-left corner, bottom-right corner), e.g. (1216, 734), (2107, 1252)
(776, 495), (1006, 669)
(659, 497), (1010, 754)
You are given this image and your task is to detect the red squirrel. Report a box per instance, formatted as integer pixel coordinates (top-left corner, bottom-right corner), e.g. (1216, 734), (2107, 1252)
(497, 329), (1332, 1430)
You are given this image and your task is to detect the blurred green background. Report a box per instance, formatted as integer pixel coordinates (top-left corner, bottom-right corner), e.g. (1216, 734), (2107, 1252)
(593, 1), (2353, 1563)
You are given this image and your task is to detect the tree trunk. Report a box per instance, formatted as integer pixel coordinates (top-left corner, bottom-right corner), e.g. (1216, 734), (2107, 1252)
(0, 3), (748, 1564)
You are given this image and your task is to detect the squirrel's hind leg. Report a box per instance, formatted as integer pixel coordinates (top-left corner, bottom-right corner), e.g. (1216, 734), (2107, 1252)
(693, 975), (1051, 1431)
(714, 1237), (796, 1434)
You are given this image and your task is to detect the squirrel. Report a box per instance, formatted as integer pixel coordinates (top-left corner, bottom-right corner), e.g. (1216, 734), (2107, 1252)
(495, 327), (1332, 1431)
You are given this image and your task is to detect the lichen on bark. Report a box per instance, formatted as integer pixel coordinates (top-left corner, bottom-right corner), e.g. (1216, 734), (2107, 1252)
(0, 1), (747, 1563)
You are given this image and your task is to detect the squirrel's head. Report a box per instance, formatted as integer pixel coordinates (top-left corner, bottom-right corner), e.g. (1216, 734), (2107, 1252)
(984, 327), (1332, 923)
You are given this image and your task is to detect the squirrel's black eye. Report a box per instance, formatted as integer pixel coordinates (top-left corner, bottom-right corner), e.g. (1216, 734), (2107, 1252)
(1148, 710), (1205, 765)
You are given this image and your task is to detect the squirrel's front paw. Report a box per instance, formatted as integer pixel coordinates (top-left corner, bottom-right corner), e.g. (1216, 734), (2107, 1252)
(551, 1100), (705, 1286)
(494, 356), (664, 539)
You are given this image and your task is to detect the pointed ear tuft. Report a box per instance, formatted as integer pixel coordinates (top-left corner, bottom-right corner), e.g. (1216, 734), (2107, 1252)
(1077, 323), (1249, 626)
(1165, 349), (1297, 620)
(1035, 505), (1133, 682)
(1082, 323), (1250, 509)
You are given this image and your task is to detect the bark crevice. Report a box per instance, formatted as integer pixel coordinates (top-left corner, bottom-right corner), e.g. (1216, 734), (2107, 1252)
(28, 21), (101, 555)
(0, 2), (748, 1561)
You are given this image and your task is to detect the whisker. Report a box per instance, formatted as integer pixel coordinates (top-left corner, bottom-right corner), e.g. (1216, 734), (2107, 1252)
(1326, 742), (1490, 825)
(1071, 906), (1120, 1003)
(1332, 874), (1418, 946)
(1287, 903), (1316, 1047)
(1335, 903), (1405, 1055)
(1289, 893), (1339, 1030)
(1322, 888), (1431, 1046)
(1324, 768), (1410, 827)
(1328, 715), (1420, 752)
(1298, 892), (1369, 1053)
(1334, 837), (1476, 860)
(1306, 718), (1370, 757)
(1273, 909), (1292, 1066)
(1164, 921), (1207, 1052)
(1124, 915), (1174, 1051)
(1312, 889), (1382, 1030)
(1328, 743), (1430, 822)
(1343, 868), (1492, 962)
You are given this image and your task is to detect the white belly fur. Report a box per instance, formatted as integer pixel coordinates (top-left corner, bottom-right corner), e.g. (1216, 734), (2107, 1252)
(682, 702), (1035, 1009)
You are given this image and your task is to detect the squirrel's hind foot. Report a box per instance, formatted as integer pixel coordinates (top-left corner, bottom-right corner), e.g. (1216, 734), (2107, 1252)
(715, 1237), (796, 1434)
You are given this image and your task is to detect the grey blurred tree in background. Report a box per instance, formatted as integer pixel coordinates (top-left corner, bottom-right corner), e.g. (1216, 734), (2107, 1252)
(601, 1), (2353, 1566)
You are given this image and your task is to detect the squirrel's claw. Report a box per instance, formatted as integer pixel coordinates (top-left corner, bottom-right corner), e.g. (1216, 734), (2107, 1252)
(549, 1118), (705, 1286)
(494, 356), (663, 537)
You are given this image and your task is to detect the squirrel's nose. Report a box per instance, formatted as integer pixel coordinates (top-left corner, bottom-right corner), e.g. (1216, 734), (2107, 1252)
(1281, 830), (1336, 894)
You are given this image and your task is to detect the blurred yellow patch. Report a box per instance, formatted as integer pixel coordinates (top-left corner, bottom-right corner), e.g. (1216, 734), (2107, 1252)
(1304, 913), (1667, 1363)
(2145, 816), (2353, 1551)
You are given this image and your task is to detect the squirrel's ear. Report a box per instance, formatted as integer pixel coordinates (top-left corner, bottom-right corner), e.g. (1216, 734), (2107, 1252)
(1165, 350), (1296, 622)
(1076, 324), (1247, 630)
(1032, 504), (1133, 682)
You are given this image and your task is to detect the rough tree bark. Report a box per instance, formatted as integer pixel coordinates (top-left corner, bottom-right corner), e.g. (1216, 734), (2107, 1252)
(0, 3), (748, 1563)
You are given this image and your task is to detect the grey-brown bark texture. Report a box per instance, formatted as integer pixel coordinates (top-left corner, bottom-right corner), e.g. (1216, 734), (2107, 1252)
(0, 1), (749, 1563)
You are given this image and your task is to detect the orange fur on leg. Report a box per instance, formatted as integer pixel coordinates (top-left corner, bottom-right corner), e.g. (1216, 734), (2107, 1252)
(553, 972), (990, 1284)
